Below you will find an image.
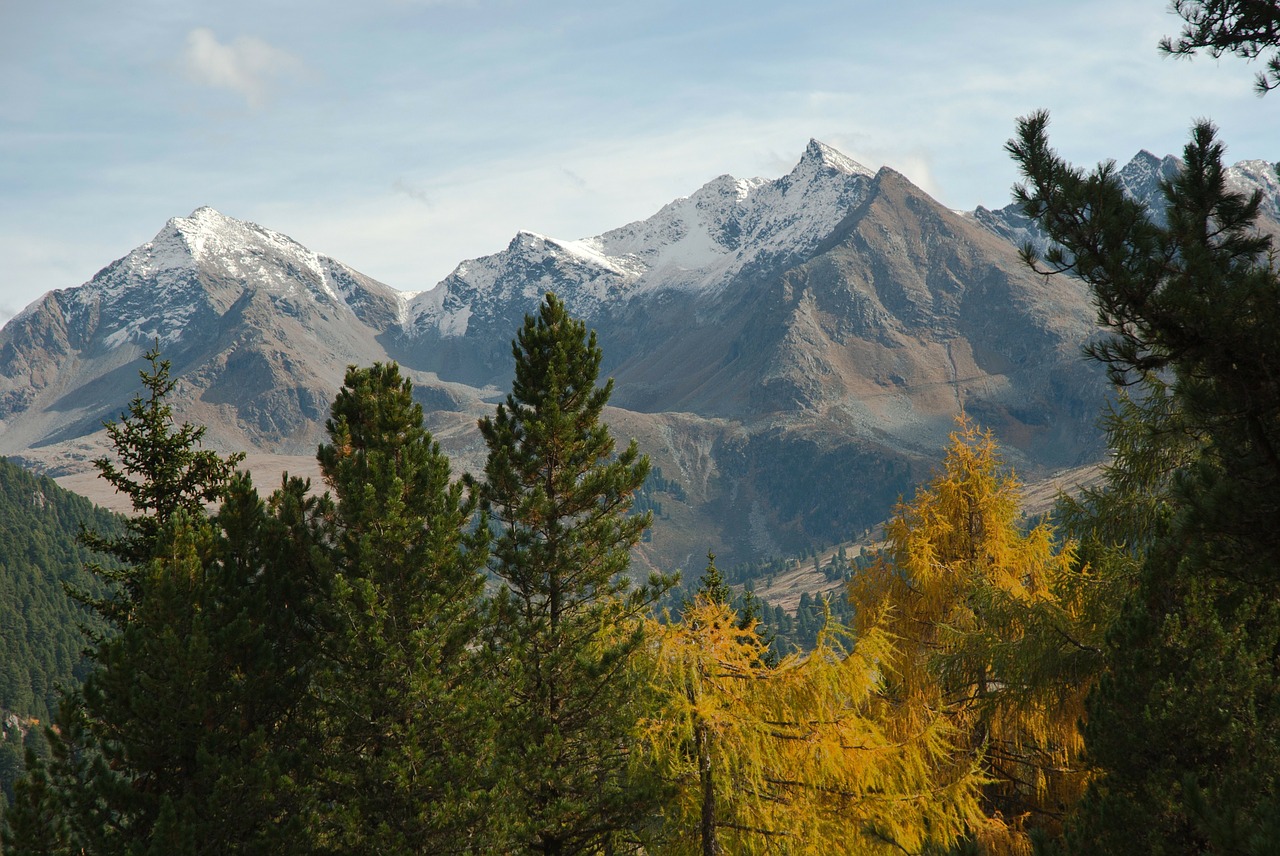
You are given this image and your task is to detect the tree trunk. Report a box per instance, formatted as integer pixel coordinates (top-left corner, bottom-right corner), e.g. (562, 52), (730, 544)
(697, 717), (720, 856)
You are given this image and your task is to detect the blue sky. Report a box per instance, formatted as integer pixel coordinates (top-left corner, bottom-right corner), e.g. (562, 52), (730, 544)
(1, 0), (1275, 322)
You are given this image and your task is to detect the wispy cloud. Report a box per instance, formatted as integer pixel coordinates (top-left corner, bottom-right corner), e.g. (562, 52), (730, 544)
(559, 168), (589, 191)
(392, 178), (434, 207)
(182, 28), (305, 109)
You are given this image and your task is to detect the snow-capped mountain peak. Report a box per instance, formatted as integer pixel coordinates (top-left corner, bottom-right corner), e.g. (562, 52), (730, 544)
(796, 138), (874, 178)
(405, 140), (878, 336)
(969, 149), (1280, 253)
(145, 207), (332, 298)
(49, 208), (400, 349)
(1227, 160), (1280, 218)
(1115, 150), (1181, 204)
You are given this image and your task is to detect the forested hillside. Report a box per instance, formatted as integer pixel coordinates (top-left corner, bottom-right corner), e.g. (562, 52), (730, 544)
(0, 457), (116, 721)
(0, 457), (117, 812)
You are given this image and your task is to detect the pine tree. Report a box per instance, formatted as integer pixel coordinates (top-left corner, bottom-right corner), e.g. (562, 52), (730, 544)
(1161, 0), (1280, 93)
(309, 362), (489, 852)
(1009, 114), (1280, 853)
(641, 557), (984, 855)
(476, 292), (670, 855)
(10, 477), (329, 856)
(847, 417), (1101, 854)
(692, 552), (731, 607)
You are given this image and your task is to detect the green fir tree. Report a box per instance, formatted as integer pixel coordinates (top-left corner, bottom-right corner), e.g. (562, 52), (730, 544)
(309, 362), (489, 853)
(80, 345), (243, 625)
(476, 292), (672, 855)
(3, 351), (323, 855)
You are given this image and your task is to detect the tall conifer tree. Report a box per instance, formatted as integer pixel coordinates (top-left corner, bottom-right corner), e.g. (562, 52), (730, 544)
(847, 418), (1100, 853)
(1009, 114), (1280, 853)
(641, 557), (983, 856)
(476, 292), (669, 855)
(81, 345), (243, 624)
(310, 362), (488, 853)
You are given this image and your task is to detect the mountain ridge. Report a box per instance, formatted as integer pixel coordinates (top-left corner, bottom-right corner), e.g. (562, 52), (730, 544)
(4, 141), (1275, 568)
(401, 138), (878, 343)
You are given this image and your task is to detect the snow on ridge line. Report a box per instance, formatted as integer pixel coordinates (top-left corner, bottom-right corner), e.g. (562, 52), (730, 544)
(970, 150), (1280, 251)
(1226, 160), (1280, 208)
(92, 206), (355, 310)
(403, 139), (881, 336)
(179, 208), (339, 301)
(40, 205), (414, 353)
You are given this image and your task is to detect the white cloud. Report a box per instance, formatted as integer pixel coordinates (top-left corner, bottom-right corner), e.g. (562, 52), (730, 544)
(182, 28), (304, 109)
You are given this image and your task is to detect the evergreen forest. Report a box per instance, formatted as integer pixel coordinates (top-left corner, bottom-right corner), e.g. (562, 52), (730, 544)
(0, 460), (118, 720)
(3, 2), (1280, 851)
(0, 458), (119, 812)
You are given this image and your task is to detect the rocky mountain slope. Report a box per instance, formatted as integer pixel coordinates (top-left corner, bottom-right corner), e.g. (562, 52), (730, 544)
(3, 142), (1275, 570)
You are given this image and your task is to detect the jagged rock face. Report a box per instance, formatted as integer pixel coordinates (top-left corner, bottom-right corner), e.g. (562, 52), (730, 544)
(568, 167), (1110, 564)
(589, 168), (1104, 461)
(3, 145), (1276, 566)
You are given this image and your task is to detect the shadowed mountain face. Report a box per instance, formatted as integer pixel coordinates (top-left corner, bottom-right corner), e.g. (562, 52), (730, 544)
(3, 143), (1275, 568)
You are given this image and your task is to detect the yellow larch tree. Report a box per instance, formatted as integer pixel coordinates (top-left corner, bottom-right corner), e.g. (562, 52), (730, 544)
(638, 559), (986, 856)
(848, 417), (1101, 855)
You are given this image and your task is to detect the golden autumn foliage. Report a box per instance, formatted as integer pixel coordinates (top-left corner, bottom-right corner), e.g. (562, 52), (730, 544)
(849, 417), (1098, 854)
(639, 590), (986, 855)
